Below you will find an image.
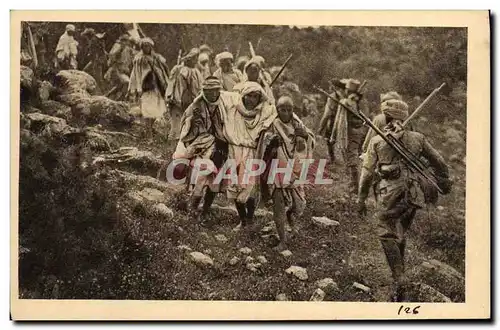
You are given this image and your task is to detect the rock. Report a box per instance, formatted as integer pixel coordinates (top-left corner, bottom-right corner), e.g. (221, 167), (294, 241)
(189, 252), (214, 267)
(39, 100), (72, 121)
(203, 249), (212, 255)
(405, 282), (452, 302)
(352, 282), (371, 293)
(246, 263), (261, 272)
(261, 225), (274, 233)
(312, 216), (340, 228)
(87, 96), (133, 128)
(316, 278), (339, 292)
(276, 293), (289, 301)
(153, 203), (174, 218)
(280, 250), (293, 257)
(256, 256), (268, 264)
(24, 112), (75, 138)
(285, 266), (308, 280)
(420, 259), (464, 282)
(437, 206), (445, 211)
(199, 232), (210, 240)
(93, 147), (165, 177)
(452, 119), (463, 127)
(38, 80), (54, 101)
(129, 105), (141, 117)
(20, 65), (34, 91)
(321, 244), (328, 248)
(462, 156), (466, 165)
(309, 288), (326, 301)
(255, 209), (273, 217)
(349, 235), (358, 239)
(138, 188), (165, 203)
(229, 256), (240, 266)
(245, 256), (255, 263)
(215, 234), (228, 243)
(445, 127), (463, 143)
(177, 245), (192, 252)
(54, 70), (97, 95)
(239, 247), (252, 255)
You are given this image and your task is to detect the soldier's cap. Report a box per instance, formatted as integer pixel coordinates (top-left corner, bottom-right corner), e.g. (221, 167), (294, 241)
(198, 52), (210, 63)
(329, 78), (346, 89)
(346, 79), (361, 92)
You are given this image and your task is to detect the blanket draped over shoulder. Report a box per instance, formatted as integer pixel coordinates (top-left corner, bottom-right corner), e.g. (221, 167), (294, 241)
(128, 51), (170, 97)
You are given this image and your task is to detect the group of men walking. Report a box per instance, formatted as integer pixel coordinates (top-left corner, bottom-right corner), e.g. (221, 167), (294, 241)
(53, 24), (453, 302)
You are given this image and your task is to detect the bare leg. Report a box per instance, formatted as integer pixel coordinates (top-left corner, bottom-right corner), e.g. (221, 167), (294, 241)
(272, 189), (287, 251)
(200, 190), (217, 227)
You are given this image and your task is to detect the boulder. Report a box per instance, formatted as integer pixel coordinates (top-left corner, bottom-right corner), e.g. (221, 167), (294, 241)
(245, 256), (255, 264)
(38, 80), (54, 101)
(404, 282), (452, 303)
(189, 252), (214, 267)
(285, 266), (308, 280)
(153, 203), (174, 218)
(312, 216), (340, 228)
(410, 259), (464, 302)
(137, 188), (166, 203)
(280, 250), (293, 257)
(309, 288), (326, 302)
(54, 70), (97, 95)
(39, 100), (72, 121)
(93, 147), (166, 177)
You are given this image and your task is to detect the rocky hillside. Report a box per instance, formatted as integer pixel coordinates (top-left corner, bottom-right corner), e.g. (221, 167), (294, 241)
(18, 68), (465, 302)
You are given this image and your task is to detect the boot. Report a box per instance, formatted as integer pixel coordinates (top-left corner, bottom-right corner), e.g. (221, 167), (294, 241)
(234, 201), (247, 228)
(381, 239), (406, 302)
(272, 189), (288, 251)
(200, 191), (216, 228)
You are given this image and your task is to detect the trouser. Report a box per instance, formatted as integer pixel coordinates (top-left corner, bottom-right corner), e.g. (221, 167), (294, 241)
(376, 199), (418, 283)
(346, 127), (365, 194)
(167, 105), (183, 141)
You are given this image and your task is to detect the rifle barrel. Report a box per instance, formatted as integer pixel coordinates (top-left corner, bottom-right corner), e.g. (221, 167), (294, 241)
(270, 54), (293, 87)
(402, 83), (446, 127)
(314, 85), (443, 194)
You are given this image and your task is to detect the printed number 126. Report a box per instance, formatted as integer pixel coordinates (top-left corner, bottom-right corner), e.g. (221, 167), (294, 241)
(398, 305), (420, 315)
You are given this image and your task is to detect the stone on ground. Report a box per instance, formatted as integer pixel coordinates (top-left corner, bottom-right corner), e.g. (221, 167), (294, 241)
(285, 266), (308, 280)
(229, 256), (240, 266)
(245, 256), (255, 264)
(239, 247), (252, 255)
(256, 256), (268, 264)
(309, 288), (326, 301)
(189, 252), (214, 267)
(316, 278), (339, 292)
(352, 282), (371, 293)
(312, 216), (340, 228)
(215, 234), (228, 243)
(177, 245), (192, 252)
(276, 293), (289, 301)
(405, 282), (452, 302)
(280, 250), (293, 257)
(153, 203), (174, 218)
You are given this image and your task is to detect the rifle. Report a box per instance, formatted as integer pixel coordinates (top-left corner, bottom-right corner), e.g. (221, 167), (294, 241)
(255, 37), (262, 53)
(402, 83), (446, 128)
(235, 44), (241, 60)
(270, 54), (293, 87)
(314, 85), (444, 194)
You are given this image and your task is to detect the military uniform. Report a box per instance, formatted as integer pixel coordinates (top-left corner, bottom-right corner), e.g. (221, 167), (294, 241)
(358, 117), (451, 301)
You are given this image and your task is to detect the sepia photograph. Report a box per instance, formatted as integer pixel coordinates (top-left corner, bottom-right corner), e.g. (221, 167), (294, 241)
(10, 10), (490, 320)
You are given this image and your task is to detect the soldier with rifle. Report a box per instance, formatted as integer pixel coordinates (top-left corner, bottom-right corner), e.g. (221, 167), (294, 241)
(317, 83), (452, 301)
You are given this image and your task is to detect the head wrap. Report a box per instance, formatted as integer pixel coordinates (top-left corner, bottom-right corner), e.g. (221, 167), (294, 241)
(253, 55), (265, 67)
(217, 51), (234, 62)
(244, 57), (262, 73)
(82, 28), (95, 36)
(277, 95), (294, 108)
(140, 37), (154, 47)
(119, 34), (130, 42)
(198, 52), (209, 63)
(182, 48), (200, 62)
(65, 24), (76, 32)
(380, 91), (402, 103)
(199, 44), (213, 54)
(381, 99), (409, 121)
(240, 81), (268, 102)
(236, 56), (249, 68)
(202, 76), (223, 90)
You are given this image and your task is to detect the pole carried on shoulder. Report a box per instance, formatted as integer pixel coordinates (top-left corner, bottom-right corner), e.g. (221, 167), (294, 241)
(314, 84), (444, 194)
